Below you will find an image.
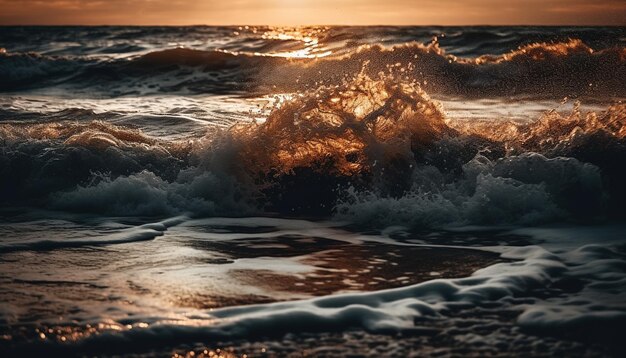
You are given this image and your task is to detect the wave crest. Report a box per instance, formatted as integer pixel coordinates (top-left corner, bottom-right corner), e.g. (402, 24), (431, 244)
(230, 70), (451, 177)
(3, 39), (624, 97)
(1, 72), (625, 223)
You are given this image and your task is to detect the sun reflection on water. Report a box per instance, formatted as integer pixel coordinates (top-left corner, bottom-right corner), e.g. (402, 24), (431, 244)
(234, 25), (333, 58)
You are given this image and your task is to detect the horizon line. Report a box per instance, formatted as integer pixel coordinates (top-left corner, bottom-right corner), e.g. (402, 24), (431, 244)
(1, 23), (624, 27)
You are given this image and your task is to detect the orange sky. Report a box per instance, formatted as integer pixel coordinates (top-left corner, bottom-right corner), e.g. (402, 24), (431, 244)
(0, 0), (625, 26)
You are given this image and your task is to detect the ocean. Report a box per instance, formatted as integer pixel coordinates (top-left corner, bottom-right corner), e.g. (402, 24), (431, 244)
(0, 25), (625, 356)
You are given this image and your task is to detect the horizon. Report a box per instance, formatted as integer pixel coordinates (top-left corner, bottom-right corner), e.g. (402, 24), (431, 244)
(1, 0), (625, 26)
(2, 24), (625, 27)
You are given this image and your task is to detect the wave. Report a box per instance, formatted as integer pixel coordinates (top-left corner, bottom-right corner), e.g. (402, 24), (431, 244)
(1, 71), (625, 226)
(0, 52), (88, 91)
(3, 26), (624, 58)
(335, 153), (601, 228)
(288, 38), (626, 98)
(0, 216), (186, 253)
(0, 120), (254, 216)
(1, 39), (624, 97)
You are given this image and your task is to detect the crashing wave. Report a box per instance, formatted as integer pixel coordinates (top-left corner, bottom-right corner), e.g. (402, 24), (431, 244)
(0, 70), (624, 224)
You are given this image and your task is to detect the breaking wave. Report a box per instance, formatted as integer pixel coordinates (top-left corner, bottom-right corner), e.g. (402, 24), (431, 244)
(335, 153), (601, 228)
(1, 69), (624, 227)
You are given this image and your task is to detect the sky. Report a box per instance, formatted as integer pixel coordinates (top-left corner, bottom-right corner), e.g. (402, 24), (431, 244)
(0, 0), (625, 26)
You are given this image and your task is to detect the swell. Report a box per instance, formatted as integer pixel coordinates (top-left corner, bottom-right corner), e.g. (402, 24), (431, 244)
(2, 26), (624, 58)
(0, 51), (90, 91)
(2, 39), (625, 97)
(1, 72), (625, 226)
(263, 39), (626, 98)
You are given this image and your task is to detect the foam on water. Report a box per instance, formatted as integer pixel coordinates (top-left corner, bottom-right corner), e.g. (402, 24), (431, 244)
(0, 216), (186, 253)
(336, 153), (604, 229)
(1, 219), (622, 356)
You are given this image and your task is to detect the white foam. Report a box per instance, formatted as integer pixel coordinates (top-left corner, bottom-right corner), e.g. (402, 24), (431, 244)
(53, 224), (623, 348)
(199, 228), (622, 340)
(0, 216), (187, 252)
(335, 153), (603, 229)
(52, 170), (252, 216)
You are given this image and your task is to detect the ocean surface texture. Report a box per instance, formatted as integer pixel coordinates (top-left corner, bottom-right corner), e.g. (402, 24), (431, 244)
(1, 26), (625, 356)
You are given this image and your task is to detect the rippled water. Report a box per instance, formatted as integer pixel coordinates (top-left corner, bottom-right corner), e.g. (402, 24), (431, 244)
(1, 26), (625, 356)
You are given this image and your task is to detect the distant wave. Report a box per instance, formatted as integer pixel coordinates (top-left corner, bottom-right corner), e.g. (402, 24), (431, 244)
(1, 39), (624, 97)
(261, 39), (626, 98)
(2, 25), (624, 58)
(0, 52), (88, 91)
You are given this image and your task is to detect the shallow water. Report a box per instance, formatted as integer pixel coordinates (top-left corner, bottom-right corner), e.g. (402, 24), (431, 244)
(1, 26), (625, 356)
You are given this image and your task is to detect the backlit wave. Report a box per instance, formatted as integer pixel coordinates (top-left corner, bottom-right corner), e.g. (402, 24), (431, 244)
(1, 39), (624, 98)
(1, 70), (624, 223)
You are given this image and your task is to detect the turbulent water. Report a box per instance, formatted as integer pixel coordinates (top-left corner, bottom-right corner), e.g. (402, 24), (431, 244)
(1, 26), (626, 356)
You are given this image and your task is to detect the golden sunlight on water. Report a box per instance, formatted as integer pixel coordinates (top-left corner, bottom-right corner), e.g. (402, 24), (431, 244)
(233, 26), (333, 58)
